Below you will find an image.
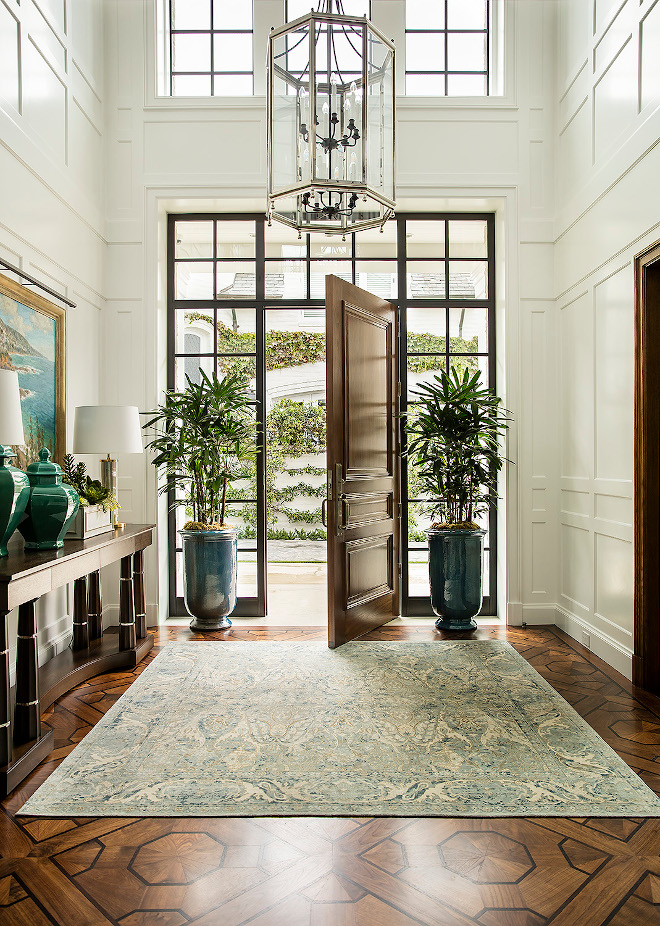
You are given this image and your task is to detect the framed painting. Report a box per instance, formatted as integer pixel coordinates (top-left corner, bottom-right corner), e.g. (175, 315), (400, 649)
(0, 272), (65, 467)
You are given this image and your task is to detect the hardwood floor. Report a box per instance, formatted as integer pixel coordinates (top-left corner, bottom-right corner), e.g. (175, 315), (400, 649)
(2, 625), (660, 925)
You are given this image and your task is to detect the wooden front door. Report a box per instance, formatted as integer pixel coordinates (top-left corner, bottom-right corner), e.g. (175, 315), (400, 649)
(325, 275), (400, 649)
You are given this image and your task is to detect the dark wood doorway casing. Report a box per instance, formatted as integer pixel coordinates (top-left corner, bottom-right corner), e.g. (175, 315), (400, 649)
(634, 240), (660, 691)
(326, 276), (401, 648)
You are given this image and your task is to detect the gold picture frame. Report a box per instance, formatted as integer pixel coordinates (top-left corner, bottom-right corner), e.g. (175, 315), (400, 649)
(0, 272), (66, 466)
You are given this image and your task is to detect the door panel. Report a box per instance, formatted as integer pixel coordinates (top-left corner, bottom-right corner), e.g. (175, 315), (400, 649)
(343, 492), (391, 529)
(346, 536), (393, 606)
(326, 275), (400, 648)
(345, 307), (391, 475)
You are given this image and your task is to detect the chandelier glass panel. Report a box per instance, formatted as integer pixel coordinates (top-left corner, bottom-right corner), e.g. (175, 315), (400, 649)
(267, 1), (395, 236)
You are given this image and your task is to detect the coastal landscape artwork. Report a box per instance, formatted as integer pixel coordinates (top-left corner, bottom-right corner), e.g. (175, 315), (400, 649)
(0, 273), (65, 466)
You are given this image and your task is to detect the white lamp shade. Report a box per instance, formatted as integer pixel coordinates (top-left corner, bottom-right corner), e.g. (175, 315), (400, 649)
(73, 405), (143, 454)
(0, 369), (25, 445)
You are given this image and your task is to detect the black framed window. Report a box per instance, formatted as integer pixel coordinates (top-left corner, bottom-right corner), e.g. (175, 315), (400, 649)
(398, 214), (496, 615)
(405, 0), (491, 96)
(168, 213), (496, 619)
(168, 0), (253, 97)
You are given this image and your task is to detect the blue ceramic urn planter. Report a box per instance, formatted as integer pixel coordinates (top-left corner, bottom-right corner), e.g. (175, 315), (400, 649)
(181, 527), (238, 632)
(428, 527), (486, 631)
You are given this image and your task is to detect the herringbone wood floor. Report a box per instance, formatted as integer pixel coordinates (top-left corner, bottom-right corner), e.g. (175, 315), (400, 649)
(2, 624), (660, 925)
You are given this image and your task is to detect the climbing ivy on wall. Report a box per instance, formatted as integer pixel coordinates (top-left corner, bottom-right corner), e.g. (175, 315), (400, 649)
(188, 314), (481, 376)
(266, 398), (325, 454)
(406, 332), (480, 374)
(186, 314), (325, 373)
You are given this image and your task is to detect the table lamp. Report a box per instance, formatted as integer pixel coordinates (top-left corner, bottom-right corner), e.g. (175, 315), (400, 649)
(73, 406), (143, 528)
(0, 370), (30, 555)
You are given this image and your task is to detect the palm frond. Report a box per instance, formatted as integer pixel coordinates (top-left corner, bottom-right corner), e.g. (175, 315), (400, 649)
(405, 370), (510, 525)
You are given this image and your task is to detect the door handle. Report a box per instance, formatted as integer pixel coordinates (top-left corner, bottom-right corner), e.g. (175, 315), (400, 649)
(321, 498), (327, 527)
(335, 463), (344, 535)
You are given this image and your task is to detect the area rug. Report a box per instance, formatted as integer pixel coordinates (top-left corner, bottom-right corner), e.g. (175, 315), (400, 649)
(20, 641), (660, 817)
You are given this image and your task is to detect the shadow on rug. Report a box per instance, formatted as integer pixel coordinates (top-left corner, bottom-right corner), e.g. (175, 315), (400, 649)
(20, 641), (660, 817)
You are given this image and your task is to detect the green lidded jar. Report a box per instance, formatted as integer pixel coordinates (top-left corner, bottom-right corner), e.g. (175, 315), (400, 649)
(0, 446), (30, 557)
(18, 449), (80, 550)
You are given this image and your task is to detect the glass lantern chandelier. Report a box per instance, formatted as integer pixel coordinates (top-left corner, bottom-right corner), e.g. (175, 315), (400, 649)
(267, 1), (395, 237)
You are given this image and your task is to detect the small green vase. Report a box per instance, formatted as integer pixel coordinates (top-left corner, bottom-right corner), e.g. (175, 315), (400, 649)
(0, 446), (30, 557)
(18, 449), (80, 550)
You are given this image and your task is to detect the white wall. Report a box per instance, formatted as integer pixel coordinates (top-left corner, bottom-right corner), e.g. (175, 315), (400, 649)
(0, 0), (650, 682)
(103, 0), (559, 627)
(0, 0), (106, 673)
(553, 0), (660, 678)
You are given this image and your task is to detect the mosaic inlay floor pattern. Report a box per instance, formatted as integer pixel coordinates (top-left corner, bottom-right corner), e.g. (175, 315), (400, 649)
(3, 625), (660, 924)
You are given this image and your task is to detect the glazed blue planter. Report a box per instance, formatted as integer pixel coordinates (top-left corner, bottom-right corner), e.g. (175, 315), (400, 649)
(181, 528), (238, 632)
(428, 528), (486, 631)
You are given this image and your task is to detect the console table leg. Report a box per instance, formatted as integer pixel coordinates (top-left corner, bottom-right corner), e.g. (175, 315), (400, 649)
(133, 550), (146, 639)
(88, 570), (102, 640)
(0, 612), (11, 767)
(119, 555), (136, 651)
(73, 577), (89, 651)
(14, 601), (40, 745)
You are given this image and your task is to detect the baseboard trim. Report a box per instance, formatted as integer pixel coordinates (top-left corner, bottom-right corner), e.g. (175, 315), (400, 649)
(39, 625), (73, 667)
(554, 605), (633, 680)
(506, 601), (522, 626)
(520, 604), (557, 625)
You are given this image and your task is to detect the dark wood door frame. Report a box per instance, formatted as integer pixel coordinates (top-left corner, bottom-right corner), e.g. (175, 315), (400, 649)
(634, 240), (660, 691)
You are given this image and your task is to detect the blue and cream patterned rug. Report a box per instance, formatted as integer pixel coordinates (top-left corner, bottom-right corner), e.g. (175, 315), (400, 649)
(20, 641), (660, 817)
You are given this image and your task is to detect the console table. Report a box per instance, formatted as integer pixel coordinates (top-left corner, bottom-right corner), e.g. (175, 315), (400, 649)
(0, 523), (154, 796)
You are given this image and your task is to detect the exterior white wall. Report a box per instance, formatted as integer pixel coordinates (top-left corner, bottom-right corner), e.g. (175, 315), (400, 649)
(104, 0), (559, 628)
(553, 0), (660, 678)
(0, 0), (106, 675)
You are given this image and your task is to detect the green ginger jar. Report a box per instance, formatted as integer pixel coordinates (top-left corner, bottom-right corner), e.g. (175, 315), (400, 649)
(0, 446), (30, 556)
(18, 449), (80, 550)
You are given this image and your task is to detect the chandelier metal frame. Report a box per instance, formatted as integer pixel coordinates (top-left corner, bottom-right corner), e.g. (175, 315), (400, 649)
(266, 3), (396, 236)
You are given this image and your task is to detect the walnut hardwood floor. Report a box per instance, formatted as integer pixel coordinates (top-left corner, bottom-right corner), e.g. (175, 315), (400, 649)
(2, 625), (660, 925)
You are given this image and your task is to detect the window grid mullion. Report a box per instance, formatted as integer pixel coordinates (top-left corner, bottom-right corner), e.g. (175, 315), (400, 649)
(169, 212), (496, 619)
(168, 1), (253, 97)
(405, 0), (491, 97)
(486, 0), (491, 94)
(169, 0), (174, 95)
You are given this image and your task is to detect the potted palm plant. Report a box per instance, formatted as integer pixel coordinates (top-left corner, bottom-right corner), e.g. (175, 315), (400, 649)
(406, 367), (509, 631)
(144, 370), (258, 632)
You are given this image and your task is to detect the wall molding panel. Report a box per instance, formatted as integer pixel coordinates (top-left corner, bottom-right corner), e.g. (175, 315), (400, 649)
(553, 3), (660, 676)
(4, 0), (655, 687)
(556, 0), (660, 239)
(0, 0), (106, 672)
